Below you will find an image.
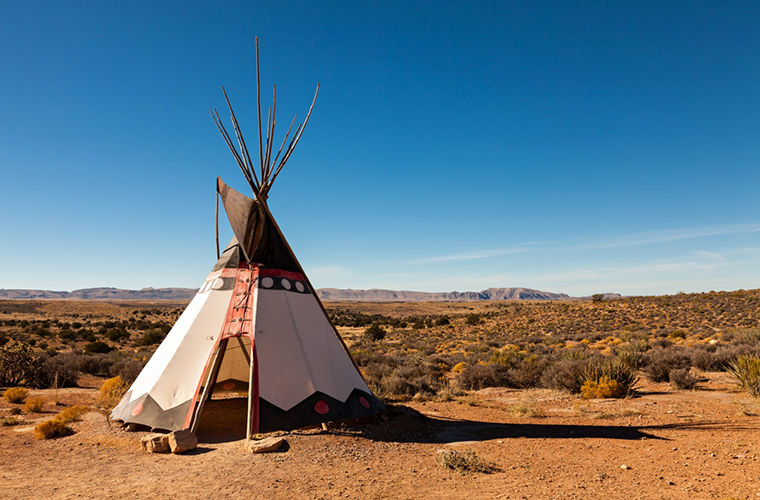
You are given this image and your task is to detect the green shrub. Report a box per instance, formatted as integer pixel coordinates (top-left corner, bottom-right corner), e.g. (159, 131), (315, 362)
(364, 323), (386, 342)
(84, 341), (112, 354)
(727, 355), (760, 397)
(438, 450), (496, 474)
(3, 387), (28, 404)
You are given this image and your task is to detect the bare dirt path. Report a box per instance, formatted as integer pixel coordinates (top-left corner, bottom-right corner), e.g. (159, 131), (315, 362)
(2, 372), (759, 499)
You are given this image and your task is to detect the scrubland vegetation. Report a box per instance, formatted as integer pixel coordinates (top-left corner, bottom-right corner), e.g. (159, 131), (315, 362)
(1, 290), (760, 405)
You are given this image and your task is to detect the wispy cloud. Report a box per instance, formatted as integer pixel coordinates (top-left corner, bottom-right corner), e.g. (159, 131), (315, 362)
(409, 244), (538, 264)
(582, 223), (760, 249)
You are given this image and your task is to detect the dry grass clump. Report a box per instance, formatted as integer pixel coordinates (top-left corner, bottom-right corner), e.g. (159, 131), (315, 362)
(1, 416), (20, 426)
(24, 396), (45, 413)
(33, 404), (89, 440)
(3, 387), (28, 403)
(57, 405), (89, 424)
(97, 375), (129, 409)
(727, 355), (760, 397)
(34, 419), (74, 440)
(438, 449), (496, 474)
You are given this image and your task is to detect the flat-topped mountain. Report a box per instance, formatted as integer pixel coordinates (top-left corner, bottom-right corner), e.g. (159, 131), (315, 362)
(316, 287), (572, 302)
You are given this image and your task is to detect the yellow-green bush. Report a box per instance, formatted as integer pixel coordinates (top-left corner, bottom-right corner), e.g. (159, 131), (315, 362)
(727, 355), (760, 397)
(34, 419), (73, 440)
(581, 375), (626, 399)
(97, 376), (129, 409)
(3, 387), (28, 404)
(580, 359), (638, 398)
(24, 396), (45, 413)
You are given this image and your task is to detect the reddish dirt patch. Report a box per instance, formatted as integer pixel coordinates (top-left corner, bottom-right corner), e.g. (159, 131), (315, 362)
(2, 373), (759, 499)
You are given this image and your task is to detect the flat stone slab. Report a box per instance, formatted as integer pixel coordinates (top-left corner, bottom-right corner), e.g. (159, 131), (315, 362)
(244, 437), (286, 453)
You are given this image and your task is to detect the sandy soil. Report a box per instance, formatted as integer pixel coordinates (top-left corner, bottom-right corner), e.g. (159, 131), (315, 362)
(2, 372), (759, 499)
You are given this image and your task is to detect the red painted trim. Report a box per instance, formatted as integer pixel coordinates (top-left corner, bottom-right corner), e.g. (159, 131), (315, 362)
(257, 267), (305, 281)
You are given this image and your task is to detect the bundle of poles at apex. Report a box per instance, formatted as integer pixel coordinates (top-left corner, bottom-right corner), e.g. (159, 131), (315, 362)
(211, 36), (319, 202)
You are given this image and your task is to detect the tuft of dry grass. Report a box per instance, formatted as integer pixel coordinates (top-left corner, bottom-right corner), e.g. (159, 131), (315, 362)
(438, 449), (497, 474)
(24, 396), (45, 413)
(1, 416), (20, 426)
(3, 387), (28, 404)
(97, 376), (129, 409)
(56, 405), (89, 424)
(34, 419), (74, 440)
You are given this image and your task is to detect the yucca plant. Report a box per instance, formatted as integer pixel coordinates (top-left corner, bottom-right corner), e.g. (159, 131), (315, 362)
(727, 355), (760, 397)
(581, 359), (638, 398)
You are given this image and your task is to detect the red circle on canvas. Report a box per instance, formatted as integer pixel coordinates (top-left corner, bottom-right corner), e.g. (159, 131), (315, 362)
(131, 402), (143, 416)
(359, 396), (370, 408)
(223, 382), (236, 390)
(314, 400), (330, 415)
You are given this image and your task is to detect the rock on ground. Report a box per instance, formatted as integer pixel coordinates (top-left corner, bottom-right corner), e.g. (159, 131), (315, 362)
(140, 433), (169, 453)
(168, 430), (198, 454)
(245, 437), (286, 453)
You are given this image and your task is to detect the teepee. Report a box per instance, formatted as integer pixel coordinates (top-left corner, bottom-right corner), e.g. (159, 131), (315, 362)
(111, 39), (384, 436)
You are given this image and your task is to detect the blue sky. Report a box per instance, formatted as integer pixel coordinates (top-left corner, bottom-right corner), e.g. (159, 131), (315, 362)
(1, 1), (759, 296)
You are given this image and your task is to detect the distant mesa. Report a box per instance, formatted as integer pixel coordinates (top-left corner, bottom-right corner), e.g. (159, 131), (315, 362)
(0, 286), (586, 302)
(317, 287), (573, 302)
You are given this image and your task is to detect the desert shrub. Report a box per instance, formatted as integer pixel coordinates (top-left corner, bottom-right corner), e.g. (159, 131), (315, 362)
(465, 313), (481, 325)
(690, 345), (751, 371)
(33, 353), (80, 388)
(136, 329), (166, 346)
(34, 419), (74, 440)
(24, 396), (45, 412)
(644, 347), (691, 382)
(97, 376), (129, 409)
(3, 387), (28, 403)
(457, 363), (509, 390)
(733, 327), (760, 345)
(581, 376), (626, 399)
(581, 359), (638, 398)
(357, 352), (443, 400)
(56, 405), (89, 424)
(727, 355), (760, 397)
(540, 357), (595, 393)
(438, 450), (496, 474)
(78, 353), (116, 377)
(0, 340), (39, 386)
(669, 330), (687, 339)
(104, 328), (130, 342)
(436, 316), (450, 326)
(84, 341), (112, 354)
(507, 356), (550, 389)
(669, 368), (697, 390)
(109, 357), (145, 383)
(613, 342), (647, 370)
(364, 323), (386, 342)
(8, 407), (21, 415)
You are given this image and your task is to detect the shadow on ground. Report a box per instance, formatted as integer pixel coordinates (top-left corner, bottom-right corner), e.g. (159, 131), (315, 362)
(193, 400), (760, 445)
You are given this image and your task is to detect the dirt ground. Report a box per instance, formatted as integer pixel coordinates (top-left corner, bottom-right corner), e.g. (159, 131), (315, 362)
(2, 372), (759, 499)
